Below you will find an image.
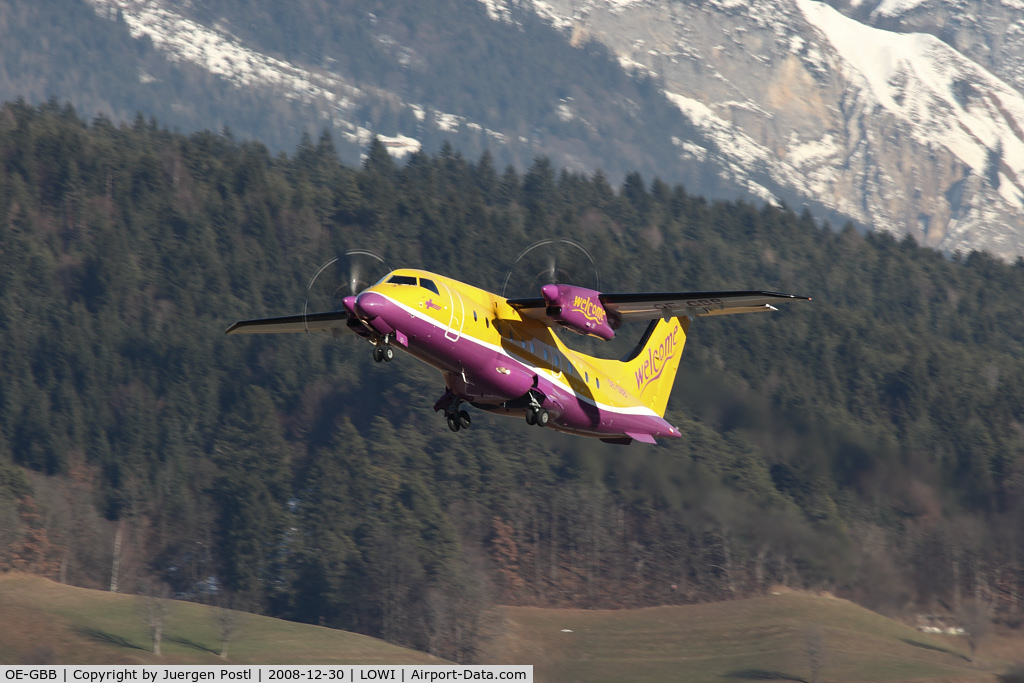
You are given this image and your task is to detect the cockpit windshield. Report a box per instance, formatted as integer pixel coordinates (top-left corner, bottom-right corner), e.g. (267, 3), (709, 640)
(420, 278), (440, 294)
(388, 275), (418, 285)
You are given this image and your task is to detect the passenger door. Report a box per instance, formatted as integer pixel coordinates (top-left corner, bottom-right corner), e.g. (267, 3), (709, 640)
(438, 281), (465, 342)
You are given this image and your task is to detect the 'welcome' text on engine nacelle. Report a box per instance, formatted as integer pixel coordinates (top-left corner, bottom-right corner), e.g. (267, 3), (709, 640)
(541, 284), (616, 340)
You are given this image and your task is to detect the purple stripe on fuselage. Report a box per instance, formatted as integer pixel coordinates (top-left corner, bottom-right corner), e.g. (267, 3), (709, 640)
(365, 291), (679, 440)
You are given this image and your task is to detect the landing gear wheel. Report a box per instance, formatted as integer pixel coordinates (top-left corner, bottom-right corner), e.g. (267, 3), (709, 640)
(447, 414), (460, 432)
(525, 408), (536, 426)
(535, 409), (550, 428)
(383, 346), (394, 362)
(458, 410), (471, 429)
(373, 346), (385, 363)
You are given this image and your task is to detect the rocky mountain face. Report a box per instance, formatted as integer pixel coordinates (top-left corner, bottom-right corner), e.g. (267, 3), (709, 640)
(2, 0), (757, 204)
(509, 0), (1024, 259)
(5, 0), (1024, 257)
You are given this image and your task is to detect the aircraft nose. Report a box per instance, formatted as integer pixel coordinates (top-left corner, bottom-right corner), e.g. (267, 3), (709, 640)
(355, 291), (387, 318)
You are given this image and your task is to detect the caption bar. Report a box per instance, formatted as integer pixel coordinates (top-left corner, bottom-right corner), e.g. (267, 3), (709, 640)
(0, 667), (532, 683)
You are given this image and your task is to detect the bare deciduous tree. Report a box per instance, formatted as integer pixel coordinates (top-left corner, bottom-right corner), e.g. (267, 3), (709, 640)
(804, 627), (826, 683)
(214, 592), (240, 659)
(141, 583), (171, 656)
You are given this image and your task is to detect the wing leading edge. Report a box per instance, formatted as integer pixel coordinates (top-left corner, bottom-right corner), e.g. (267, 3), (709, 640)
(225, 310), (349, 335)
(507, 290), (811, 325)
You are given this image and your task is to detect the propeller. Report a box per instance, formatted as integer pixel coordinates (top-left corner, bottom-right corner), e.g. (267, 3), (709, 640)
(501, 238), (601, 299)
(303, 249), (389, 332)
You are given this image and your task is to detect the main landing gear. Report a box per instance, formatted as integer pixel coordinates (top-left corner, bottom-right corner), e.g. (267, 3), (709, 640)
(525, 397), (550, 428)
(446, 401), (471, 433)
(372, 340), (394, 363)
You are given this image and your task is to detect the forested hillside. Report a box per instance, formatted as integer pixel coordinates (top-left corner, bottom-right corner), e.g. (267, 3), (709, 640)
(1, 102), (1022, 661)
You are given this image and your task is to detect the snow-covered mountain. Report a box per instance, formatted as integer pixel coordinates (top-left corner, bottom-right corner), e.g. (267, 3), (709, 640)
(12, 0), (1024, 258)
(28, 0), (750, 205)
(497, 0), (1024, 259)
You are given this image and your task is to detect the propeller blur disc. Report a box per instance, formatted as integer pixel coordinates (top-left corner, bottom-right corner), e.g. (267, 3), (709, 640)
(303, 249), (388, 332)
(501, 238), (600, 299)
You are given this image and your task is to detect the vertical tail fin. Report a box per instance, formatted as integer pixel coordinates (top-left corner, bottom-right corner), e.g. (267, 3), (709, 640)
(617, 316), (690, 417)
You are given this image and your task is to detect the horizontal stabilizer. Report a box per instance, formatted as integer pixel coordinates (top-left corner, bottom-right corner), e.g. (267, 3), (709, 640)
(624, 432), (658, 444)
(225, 310), (349, 335)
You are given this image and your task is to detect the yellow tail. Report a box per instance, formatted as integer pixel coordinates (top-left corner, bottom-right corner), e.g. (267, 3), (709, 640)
(612, 316), (690, 417)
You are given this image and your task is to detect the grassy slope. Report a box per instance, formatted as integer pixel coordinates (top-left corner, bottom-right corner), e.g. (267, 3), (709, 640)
(0, 573), (445, 665)
(483, 591), (1008, 683)
(3, 572), (1015, 679)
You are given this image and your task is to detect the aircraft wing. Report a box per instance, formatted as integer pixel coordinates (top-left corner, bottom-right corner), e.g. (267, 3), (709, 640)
(600, 290), (811, 322)
(225, 310), (349, 335)
(507, 290), (810, 325)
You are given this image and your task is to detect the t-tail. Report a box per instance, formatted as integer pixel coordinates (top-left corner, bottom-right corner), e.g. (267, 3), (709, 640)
(615, 316), (690, 417)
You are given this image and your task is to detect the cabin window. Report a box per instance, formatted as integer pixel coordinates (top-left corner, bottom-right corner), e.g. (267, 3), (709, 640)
(473, 310), (478, 322)
(585, 372), (589, 383)
(542, 348), (548, 361)
(596, 378), (600, 389)
(529, 342), (535, 353)
(486, 319), (490, 328)
(554, 355), (560, 369)
(388, 275), (417, 285)
(420, 278), (439, 294)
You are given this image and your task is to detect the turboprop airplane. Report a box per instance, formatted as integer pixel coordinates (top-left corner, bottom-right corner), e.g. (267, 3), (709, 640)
(226, 270), (810, 444)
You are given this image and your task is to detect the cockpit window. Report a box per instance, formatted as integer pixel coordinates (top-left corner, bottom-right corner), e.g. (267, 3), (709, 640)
(388, 275), (417, 285)
(420, 278), (439, 294)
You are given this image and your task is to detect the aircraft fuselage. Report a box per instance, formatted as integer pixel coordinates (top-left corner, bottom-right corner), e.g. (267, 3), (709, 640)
(352, 269), (680, 443)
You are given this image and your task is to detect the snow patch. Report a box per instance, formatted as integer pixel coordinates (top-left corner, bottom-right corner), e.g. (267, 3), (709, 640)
(872, 0), (931, 17)
(788, 134), (840, 166)
(88, 0), (505, 153)
(617, 53), (655, 75)
(378, 134), (421, 159)
(557, 101), (574, 122)
(672, 136), (708, 162)
(478, 0), (514, 22)
(798, 0), (1024, 206)
(435, 112), (462, 133)
(86, 0), (360, 107)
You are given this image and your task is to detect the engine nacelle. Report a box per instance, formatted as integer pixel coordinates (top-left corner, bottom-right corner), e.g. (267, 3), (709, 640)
(540, 284), (616, 340)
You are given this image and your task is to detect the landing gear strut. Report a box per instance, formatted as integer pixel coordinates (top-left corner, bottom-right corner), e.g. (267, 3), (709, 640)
(525, 395), (549, 428)
(373, 339), (395, 363)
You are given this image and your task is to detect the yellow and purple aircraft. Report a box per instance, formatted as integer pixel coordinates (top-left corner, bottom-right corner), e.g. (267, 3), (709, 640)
(226, 270), (809, 445)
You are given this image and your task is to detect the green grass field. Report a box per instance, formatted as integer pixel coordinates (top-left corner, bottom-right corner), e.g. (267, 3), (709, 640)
(2, 573), (1017, 681)
(482, 590), (1010, 683)
(0, 573), (445, 665)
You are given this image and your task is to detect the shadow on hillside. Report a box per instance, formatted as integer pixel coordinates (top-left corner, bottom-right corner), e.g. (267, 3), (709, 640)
(166, 635), (219, 655)
(80, 628), (147, 651)
(899, 637), (968, 661)
(722, 670), (808, 682)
